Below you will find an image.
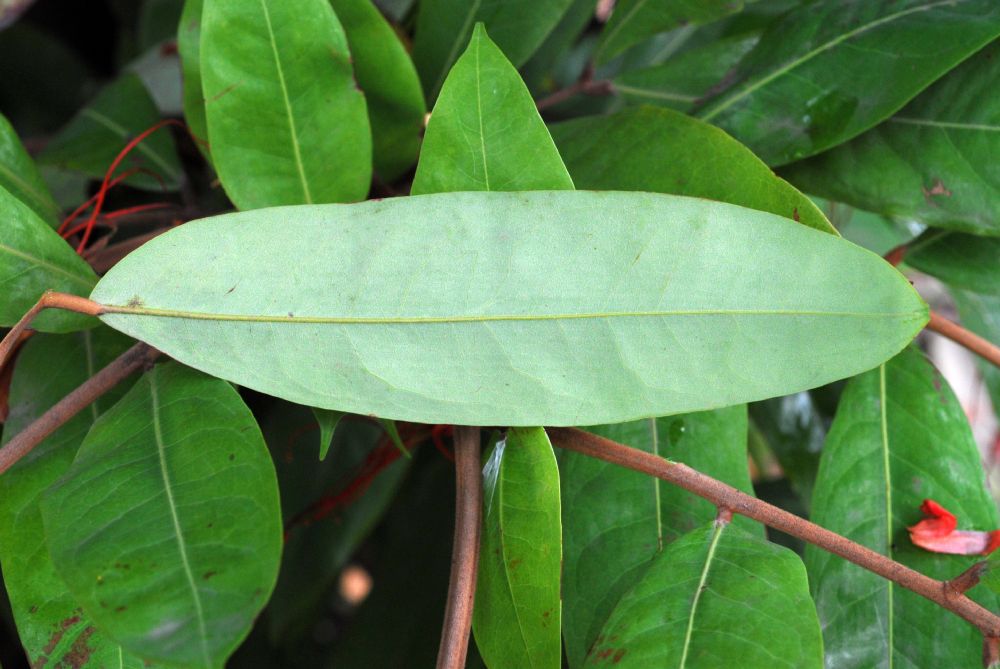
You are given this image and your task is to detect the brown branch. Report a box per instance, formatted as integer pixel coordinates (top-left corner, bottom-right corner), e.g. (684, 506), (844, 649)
(927, 310), (1000, 370)
(436, 426), (482, 669)
(0, 292), (105, 369)
(986, 636), (1000, 669)
(948, 563), (990, 597)
(547, 427), (1000, 638)
(0, 343), (159, 476)
(536, 67), (615, 112)
(884, 243), (908, 267)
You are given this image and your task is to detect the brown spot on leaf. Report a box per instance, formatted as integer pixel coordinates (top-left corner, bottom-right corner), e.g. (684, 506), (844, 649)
(508, 558), (522, 570)
(125, 296), (144, 308)
(612, 649), (626, 663)
(203, 571), (218, 580)
(793, 207), (800, 222)
(64, 626), (95, 668)
(921, 178), (952, 204)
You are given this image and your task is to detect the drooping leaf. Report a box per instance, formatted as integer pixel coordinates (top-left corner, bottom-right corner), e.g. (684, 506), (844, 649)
(201, 0), (371, 208)
(331, 0), (426, 182)
(0, 329), (148, 669)
(38, 74), (183, 191)
(612, 34), (758, 113)
(262, 403), (410, 647)
(906, 230), (1000, 295)
(377, 418), (409, 457)
(178, 0), (210, 159)
(748, 392), (826, 506)
(412, 24), (574, 195)
(40, 362), (282, 668)
(950, 290), (1000, 421)
(473, 427), (562, 669)
(0, 112), (60, 226)
(561, 406), (757, 667)
(550, 107), (835, 233)
(782, 42), (1000, 236)
(312, 407), (346, 460)
(0, 183), (96, 332)
(596, 0), (744, 65)
(89, 191), (926, 426)
(412, 0), (573, 101)
(806, 346), (999, 668)
(585, 521), (822, 668)
(696, 1), (1000, 166)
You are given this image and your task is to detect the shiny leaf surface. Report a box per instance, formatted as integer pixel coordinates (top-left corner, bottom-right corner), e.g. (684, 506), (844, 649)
(0, 112), (59, 226)
(412, 24), (573, 195)
(806, 346), (999, 668)
(907, 230), (1000, 295)
(696, 0), (1000, 166)
(90, 190), (926, 426)
(550, 107), (835, 233)
(201, 0), (371, 208)
(473, 427), (562, 669)
(41, 363), (282, 668)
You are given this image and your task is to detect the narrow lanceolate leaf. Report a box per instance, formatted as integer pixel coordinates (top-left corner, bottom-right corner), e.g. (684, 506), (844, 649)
(412, 24), (573, 195)
(585, 521), (822, 668)
(312, 407), (346, 460)
(0, 111), (60, 225)
(412, 0), (572, 101)
(0, 183), (96, 332)
(0, 329), (149, 669)
(561, 406), (756, 668)
(201, 0), (371, 208)
(331, 0), (426, 182)
(90, 191), (926, 426)
(40, 363), (282, 668)
(806, 346), (999, 668)
(596, 0), (743, 65)
(474, 428), (561, 669)
(782, 41), (1000, 235)
(550, 107), (835, 234)
(612, 35), (758, 114)
(38, 74), (183, 191)
(906, 230), (1000, 295)
(696, 0), (1000, 166)
(178, 0), (209, 159)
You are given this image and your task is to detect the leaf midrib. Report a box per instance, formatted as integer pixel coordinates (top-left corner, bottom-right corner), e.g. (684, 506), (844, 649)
(879, 364), (894, 669)
(0, 161), (59, 221)
(0, 241), (95, 288)
(678, 522), (725, 668)
(81, 109), (180, 182)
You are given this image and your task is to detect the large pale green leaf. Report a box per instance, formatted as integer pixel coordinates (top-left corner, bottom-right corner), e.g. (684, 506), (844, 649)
(473, 428), (561, 669)
(696, 1), (1000, 166)
(0, 112), (60, 226)
(40, 362), (282, 668)
(0, 329), (148, 669)
(612, 34), (758, 113)
(0, 183), (96, 332)
(178, 0), (209, 159)
(906, 230), (1000, 295)
(806, 346), (999, 668)
(561, 406), (756, 667)
(331, 0), (426, 182)
(596, 0), (744, 65)
(412, 0), (573, 101)
(412, 25), (573, 195)
(38, 74), (183, 191)
(89, 191), (925, 426)
(550, 107), (835, 234)
(585, 521), (822, 668)
(201, 0), (371, 208)
(782, 41), (1000, 235)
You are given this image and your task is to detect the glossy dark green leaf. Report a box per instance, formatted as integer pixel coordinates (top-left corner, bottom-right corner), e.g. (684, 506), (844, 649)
(0, 112), (60, 226)
(612, 34), (758, 113)
(473, 427), (561, 669)
(550, 107), (835, 233)
(0, 183), (96, 332)
(0, 329), (147, 669)
(561, 406), (757, 667)
(696, 1), (1000, 166)
(412, 25), (573, 195)
(815, 198), (914, 256)
(178, 0), (210, 158)
(585, 521), (821, 668)
(261, 403), (410, 646)
(907, 230), (1000, 295)
(806, 346), (999, 668)
(412, 0), (573, 101)
(951, 290), (1000, 423)
(748, 393), (826, 505)
(38, 74), (183, 191)
(312, 407), (345, 460)
(40, 362), (282, 668)
(201, 0), (371, 208)
(596, 0), (743, 65)
(331, 0), (426, 182)
(520, 0), (596, 96)
(783, 42), (1000, 235)
(90, 190), (925, 426)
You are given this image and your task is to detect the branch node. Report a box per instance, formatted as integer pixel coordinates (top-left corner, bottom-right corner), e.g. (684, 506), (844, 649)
(947, 562), (989, 598)
(715, 507), (734, 525)
(983, 635), (1000, 668)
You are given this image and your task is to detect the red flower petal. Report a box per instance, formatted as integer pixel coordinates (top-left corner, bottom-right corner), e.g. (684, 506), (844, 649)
(908, 499), (1000, 556)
